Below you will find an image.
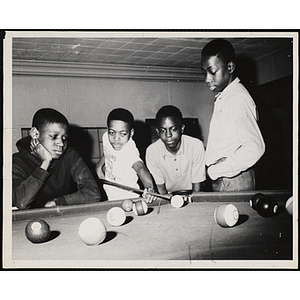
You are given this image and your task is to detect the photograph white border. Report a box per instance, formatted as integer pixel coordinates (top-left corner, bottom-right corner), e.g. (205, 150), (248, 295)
(2, 30), (299, 270)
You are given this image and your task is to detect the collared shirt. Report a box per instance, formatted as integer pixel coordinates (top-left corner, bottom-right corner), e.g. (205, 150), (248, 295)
(146, 134), (206, 192)
(205, 77), (265, 180)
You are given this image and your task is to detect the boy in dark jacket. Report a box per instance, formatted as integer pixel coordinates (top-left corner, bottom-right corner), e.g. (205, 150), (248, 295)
(13, 108), (101, 209)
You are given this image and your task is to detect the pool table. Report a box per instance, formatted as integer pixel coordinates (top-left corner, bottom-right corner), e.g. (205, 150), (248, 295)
(8, 190), (297, 269)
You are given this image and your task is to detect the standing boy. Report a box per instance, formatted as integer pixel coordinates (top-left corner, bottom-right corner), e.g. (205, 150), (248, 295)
(95, 108), (156, 201)
(201, 39), (265, 191)
(146, 105), (206, 197)
(13, 108), (101, 209)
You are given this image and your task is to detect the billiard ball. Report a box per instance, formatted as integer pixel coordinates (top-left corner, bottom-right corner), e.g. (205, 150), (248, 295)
(107, 207), (126, 226)
(171, 195), (184, 208)
(122, 199), (134, 212)
(285, 196), (293, 215)
(214, 204), (239, 228)
(132, 200), (148, 216)
(250, 193), (265, 210)
(78, 217), (107, 246)
(256, 196), (278, 217)
(25, 219), (51, 243)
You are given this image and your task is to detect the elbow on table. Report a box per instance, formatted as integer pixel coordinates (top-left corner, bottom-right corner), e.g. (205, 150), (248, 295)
(14, 200), (29, 210)
(12, 190), (32, 210)
(84, 188), (102, 203)
(89, 195), (102, 203)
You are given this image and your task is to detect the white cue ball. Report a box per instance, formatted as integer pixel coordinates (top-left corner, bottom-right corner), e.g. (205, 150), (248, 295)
(285, 196), (293, 215)
(214, 204), (239, 228)
(78, 217), (107, 246)
(107, 207), (126, 226)
(171, 195), (184, 208)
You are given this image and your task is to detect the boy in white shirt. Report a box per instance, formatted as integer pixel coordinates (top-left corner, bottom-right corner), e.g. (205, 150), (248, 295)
(96, 108), (155, 201)
(201, 39), (265, 191)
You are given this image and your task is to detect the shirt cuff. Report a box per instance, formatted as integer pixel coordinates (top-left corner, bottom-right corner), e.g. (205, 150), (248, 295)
(55, 196), (67, 206)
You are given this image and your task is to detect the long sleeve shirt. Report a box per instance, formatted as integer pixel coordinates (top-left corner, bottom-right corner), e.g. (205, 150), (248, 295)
(13, 136), (101, 209)
(205, 78), (265, 180)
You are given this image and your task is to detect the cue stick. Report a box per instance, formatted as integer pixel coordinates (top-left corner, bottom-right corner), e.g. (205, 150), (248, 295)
(101, 179), (171, 200)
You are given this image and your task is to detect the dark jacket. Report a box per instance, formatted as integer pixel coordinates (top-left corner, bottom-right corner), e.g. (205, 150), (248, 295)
(13, 136), (101, 209)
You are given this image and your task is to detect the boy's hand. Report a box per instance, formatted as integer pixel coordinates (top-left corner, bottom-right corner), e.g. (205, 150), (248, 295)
(44, 200), (56, 208)
(142, 187), (157, 204)
(30, 138), (52, 169)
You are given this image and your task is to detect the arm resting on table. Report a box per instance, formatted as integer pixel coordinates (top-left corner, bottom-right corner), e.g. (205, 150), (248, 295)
(13, 165), (50, 209)
(63, 156), (101, 205)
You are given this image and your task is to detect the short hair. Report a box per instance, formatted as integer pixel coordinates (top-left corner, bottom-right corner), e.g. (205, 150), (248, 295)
(107, 108), (134, 129)
(32, 108), (69, 131)
(155, 105), (183, 126)
(201, 39), (235, 65)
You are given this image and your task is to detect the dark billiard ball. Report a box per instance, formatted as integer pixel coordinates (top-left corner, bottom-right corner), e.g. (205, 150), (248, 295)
(250, 193), (265, 210)
(256, 196), (278, 217)
(285, 196), (293, 215)
(25, 219), (51, 243)
(122, 199), (134, 212)
(132, 200), (148, 216)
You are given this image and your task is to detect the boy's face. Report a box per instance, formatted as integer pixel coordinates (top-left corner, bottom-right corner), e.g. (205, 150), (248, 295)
(156, 117), (184, 153)
(38, 123), (68, 159)
(201, 55), (234, 93)
(108, 120), (133, 151)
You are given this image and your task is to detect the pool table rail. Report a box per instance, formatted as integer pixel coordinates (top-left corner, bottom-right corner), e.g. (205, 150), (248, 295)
(12, 190), (292, 222)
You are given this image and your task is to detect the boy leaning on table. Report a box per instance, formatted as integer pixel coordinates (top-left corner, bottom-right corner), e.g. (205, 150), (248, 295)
(145, 105), (206, 201)
(95, 108), (156, 203)
(12, 108), (101, 209)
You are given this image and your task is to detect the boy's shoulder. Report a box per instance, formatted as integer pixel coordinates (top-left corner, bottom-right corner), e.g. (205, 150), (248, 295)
(181, 135), (204, 154)
(182, 134), (203, 145)
(147, 138), (164, 150)
(181, 136), (205, 159)
(227, 85), (254, 109)
(50, 147), (82, 167)
(226, 79), (251, 98)
(62, 146), (82, 160)
(13, 136), (33, 162)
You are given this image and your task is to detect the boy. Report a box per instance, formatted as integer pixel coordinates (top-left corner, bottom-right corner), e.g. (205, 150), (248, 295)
(201, 39), (265, 191)
(146, 105), (206, 197)
(13, 108), (101, 209)
(95, 108), (156, 202)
